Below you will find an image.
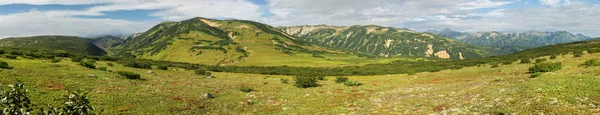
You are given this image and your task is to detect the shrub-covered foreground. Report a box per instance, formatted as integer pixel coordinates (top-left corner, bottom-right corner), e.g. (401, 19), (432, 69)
(528, 62), (562, 73)
(117, 71), (141, 79)
(0, 82), (98, 114)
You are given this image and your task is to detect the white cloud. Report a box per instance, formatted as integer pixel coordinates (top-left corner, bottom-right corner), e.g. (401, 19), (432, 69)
(459, 0), (513, 10)
(540, 0), (570, 6)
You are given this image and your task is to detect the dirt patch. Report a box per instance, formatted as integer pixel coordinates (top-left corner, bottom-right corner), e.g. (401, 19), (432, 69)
(426, 44), (434, 57)
(435, 50), (451, 59)
(41, 81), (64, 90)
(384, 39), (394, 48)
(459, 52), (464, 60)
(422, 34), (435, 38)
(366, 27), (377, 34)
(235, 25), (250, 29)
(200, 19), (219, 27)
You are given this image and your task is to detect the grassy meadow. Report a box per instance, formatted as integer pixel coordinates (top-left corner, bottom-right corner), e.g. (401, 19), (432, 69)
(0, 52), (599, 114)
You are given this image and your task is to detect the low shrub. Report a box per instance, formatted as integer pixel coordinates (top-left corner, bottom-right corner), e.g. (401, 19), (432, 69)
(280, 78), (289, 84)
(550, 55), (557, 59)
(528, 62), (562, 73)
(118, 71), (141, 79)
(535, 58), (547, 63)
(51, 57), (62, 63)
(98, 66), (107, 71)
(316, 76), (326, 80)
(574, 52), (583, 57)
(106, 63), (114, 67)
(588, 49), (600, 54)
(194, 69), (212, 76)
(239, 86), (254, 92)
(501, 61), (513, 65)
(0, 82), (33, 114)
(0, 60), (9, 69)
(5, 55), (17, 59)
(491, 63), (500, 68)
(0, 50), (4, 54)
(79, 59), (96, 69)
(335, 76), (348, 83)
(294, 76), (318, 88)
(71, 56), (84, 62)
(530, 72), (542, 78)
(343, 81), (363, 86)
(157, 65), (169, 70)
(120, 60), (152, 69)
(520, 58), (531, 64)
(581, 59), (600, 67)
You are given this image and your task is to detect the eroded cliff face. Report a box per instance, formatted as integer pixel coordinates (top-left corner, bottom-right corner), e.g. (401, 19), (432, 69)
(281, 25), (486, 59)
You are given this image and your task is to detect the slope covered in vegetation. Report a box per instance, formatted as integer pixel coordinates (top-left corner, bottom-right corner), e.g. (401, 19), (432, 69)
(0, 36), (106, 56)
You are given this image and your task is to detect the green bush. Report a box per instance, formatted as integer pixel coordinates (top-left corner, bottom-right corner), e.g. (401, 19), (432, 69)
(550, 55), (557, 59)
(4, 55), (17, 59)
(0, 82), (33, 114)
(98, 66), (107, 71)
(490, 63), (500, 68)
(0, 60), (9, 69)
(530, 72), (542, 78)
(520, 58), (531, 64)
(79, 59), (96, 69)
(157, 65), (169, 70)
(239, 86), (254, 92)
(0, 50), (4, 54)
(194, 69), (212, 76)
(501, 61), (513, 65)
(335, 76), (348, 83)
(588, 49), (600, 54)
(581, 59), (600, 67)
(280, 78), (289, 84)
(120, 60), (152, 69)
(71, 56), (84, 62)
(118, 71), (141, 79)
(51, 57), (62, 63)
(106, 63), (114, 67)
(574, 52), (583, 57)
(528, 62), (562, 73)
(316, 76), (326, 80)
(40, 91), (97, 115)
(535, 58), (547, 63)
(294, 76), (318, 88)
(343, 81), (363, 86)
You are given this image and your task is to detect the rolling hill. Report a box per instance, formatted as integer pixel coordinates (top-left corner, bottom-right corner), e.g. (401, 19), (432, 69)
(91, 35), (125, 55)
(280, 25), (488, 60)
(0, 36), (106, 56)
(112, 17), (398, 66)
(428, 29), (594, 55)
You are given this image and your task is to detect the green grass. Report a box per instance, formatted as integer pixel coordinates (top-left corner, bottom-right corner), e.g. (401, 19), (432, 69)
(0, 52), (599, 114)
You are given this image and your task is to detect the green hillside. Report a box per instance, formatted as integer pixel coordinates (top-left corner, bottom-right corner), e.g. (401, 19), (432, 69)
(280, 25), (488, 60)
(91, 35), (125, 55)
(0, 36), (106, 56)
(113, 17), (414, 67)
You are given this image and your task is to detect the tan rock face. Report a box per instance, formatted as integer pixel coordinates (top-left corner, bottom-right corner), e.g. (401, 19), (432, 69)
(459, 52), (464, 60)
(384, 39), (394, 48)
(434, 50), (450, 59)
(425, 44), (434, 57)
(200, 19), (219, 27)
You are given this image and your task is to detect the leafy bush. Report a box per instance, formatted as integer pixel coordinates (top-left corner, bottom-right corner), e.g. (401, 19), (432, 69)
(280, 78), (289, 84)
(343, 81), (363, 86)
(550, 55), (557, 59)
(574, 52), (583, 57)
(335, 76), (348, 83)
(530, 72), (542, 78)
(120, 60), (152, 69)
(501, 61), (513, 65)
(79, 59), (96, 69)
(4, 55), (17, 59)
(0, 82), (33, 114)
(316, 76), (326, 80)
(118, 71), (141, 79)
(528, 62), (562, 73)
(490, 63), (500, 68)
(106, 63), (114, 67)
(535, 58), (547, 63)
(294, 76), (318, 88)
(71, 56), (84, 62)
(51, 57), (62, 63)
(588, 49), (599, 54)
(0, 60), (9, 69)
(9, 51), (22, 55)
(40, 91), (97, 115)
(194, 69), (212, 76)
(98, 66), (107, 71)
(520, 58), (531, 64)
(239, 86), (254, 92)
(581, 59), (600, 67)
(0, 50), (4, 54)
(157, 65), (168, 70)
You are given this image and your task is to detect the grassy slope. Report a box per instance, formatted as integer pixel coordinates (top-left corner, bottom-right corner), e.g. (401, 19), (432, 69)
(0, 52), (599, 114)
(0, 36), (106, 56)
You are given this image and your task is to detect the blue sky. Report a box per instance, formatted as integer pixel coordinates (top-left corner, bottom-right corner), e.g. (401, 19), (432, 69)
(0, 0), (599, 38)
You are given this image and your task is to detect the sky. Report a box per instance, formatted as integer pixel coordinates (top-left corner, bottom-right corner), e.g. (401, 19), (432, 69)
(0, 0), (599, 38)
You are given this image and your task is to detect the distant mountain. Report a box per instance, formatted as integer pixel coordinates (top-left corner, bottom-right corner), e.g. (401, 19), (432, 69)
(112, 17), (356, 66)
(0, 36), (106, 56)
(429, 29), (593, 55)
(280, 25), (488, 59)
(91, 35), (125, 54)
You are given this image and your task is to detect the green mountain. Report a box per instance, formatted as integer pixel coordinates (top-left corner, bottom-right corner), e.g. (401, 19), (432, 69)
(113, 17), (364, 66)
(0, 35), (106, 56)
(280, 25), (488, 60)
(91, 35), (125, 54)
(429, 29), (594, 55)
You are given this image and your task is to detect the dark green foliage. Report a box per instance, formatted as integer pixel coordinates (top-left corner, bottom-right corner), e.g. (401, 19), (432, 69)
(4, 55), (17, 59)
(106, 63), (114, 67)
(588, 49), (600, 54)
(0, 36), (106, 56)
(120, 60), (152, 69)
(294, 76), (318, 88)
(550, 55), (557, 59)
(501, 61), (513, 65)
(194, 69), (212, 76)
(79, 59), (96, 69)
(40, 91), (97, 115)
(530, 72), (542, 78)
(316, 76), (326, 80)
(491, 63), (500, 68)
(71, 56), (84, 62)
(520, 58), (531, 64)
(335, 76), (348, 83)
(581, 59), (600, 67)
(157, 65), (169, 70)
(0, 82), (33, 114)
(535, 58), (547, 63)
(98, 66), (107, 71)
(574, 52), (584, 57)
(343, 81), (363, 86)
(0, 50), (4, 54)
(280, 78), (289, 84)
(528, 62), (562, 73)
(51, 57), (62, 63)
(118, 71), (141, 79)
(0, 60), (9, 69)
(9, 51), (22, 55)
(239, 86), (254, 92)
